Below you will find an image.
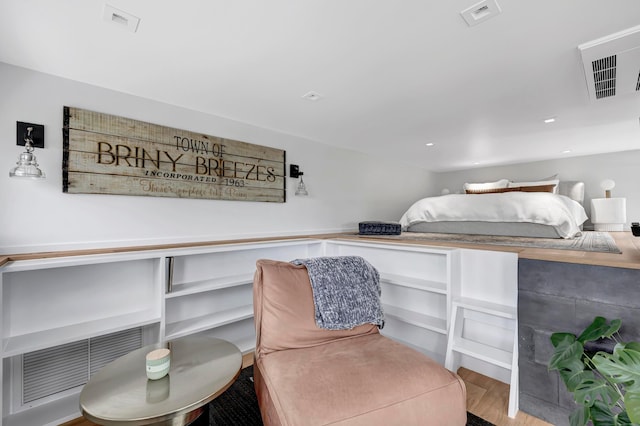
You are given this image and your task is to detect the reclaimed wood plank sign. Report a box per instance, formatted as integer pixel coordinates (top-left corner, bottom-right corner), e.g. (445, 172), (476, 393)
(62, 107), (286, 202)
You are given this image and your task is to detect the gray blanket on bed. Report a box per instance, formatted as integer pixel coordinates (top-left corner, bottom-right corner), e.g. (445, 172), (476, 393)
(291, 256), (384, 330)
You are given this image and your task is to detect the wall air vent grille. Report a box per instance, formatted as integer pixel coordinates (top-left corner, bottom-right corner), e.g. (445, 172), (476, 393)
(21, 327), (143, 405)
(22, 340), (88, 404)
(592, 55), (617, 99)
(89, 328), (143, 376)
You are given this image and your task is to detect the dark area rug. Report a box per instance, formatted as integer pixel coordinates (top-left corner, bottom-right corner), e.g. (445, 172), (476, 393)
(207, 365), (262, 426)
(201, 366), (495, 426)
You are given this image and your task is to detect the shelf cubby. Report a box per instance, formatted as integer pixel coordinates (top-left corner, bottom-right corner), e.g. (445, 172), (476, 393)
(382, 304), (447, 335)
(2, 310), (160, 358)
(380, 273), (447, 294)
(166, 273), (254, 298)
(165, 304), (254, 341)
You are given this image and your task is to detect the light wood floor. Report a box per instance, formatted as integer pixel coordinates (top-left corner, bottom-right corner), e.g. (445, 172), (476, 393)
(62, 356), (551, 426)
(458, 367), (552, 426)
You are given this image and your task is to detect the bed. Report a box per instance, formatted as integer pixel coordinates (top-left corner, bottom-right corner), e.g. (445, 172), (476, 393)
(399, 179), (588, 239)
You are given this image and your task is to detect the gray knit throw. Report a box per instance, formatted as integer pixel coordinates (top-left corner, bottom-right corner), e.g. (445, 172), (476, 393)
(291, 256), (385, 330)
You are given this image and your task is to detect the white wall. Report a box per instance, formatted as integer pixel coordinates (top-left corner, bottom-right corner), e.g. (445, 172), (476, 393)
(0, 63), (436, 253)
(434, 151), (640, 229)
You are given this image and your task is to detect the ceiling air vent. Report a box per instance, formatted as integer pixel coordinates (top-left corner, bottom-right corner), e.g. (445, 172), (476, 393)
(579, 25), (640, 101)
(592, 55), (616, 99)
(460, 0), (502, 27)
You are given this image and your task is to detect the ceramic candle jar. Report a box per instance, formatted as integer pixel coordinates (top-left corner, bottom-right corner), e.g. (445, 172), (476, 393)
(145, 348), (171, 380)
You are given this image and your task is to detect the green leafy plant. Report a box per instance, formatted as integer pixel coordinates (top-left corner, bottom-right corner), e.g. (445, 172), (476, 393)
(549, 316), (640, 426)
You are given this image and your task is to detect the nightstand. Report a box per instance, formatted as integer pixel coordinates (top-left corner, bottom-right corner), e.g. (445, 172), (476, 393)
(591, 198), (627, 231)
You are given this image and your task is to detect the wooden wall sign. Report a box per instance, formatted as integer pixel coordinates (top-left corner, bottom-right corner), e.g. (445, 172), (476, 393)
(63, 107), (286, 202)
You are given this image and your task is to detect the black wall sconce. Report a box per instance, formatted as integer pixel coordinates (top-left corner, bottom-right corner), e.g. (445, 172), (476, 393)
(289, 164), (308, 196)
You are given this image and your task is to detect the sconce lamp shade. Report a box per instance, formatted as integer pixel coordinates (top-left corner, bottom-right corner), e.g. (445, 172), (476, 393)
(295, 177), (308, 196)
(289, 164), (308, 196)
(10, 126), (45, 179)
(10, 148), (46, 179)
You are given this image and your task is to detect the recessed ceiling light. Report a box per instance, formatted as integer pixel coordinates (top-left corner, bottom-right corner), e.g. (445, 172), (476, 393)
(544, 117), (556, 123)
(473, 162), (480, 165)
(302, 91), (323, 101)
(562, 150), (572, 154)
(425, 143), (435, 147)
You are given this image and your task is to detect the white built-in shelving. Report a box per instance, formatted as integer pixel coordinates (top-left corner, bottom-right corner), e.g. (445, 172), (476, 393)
(165, 301), (254, 340)
(0, 236), (520, 425)
(164, 273), (254, 298)
(1, 253), (164, 358)
(162, 239), (323, 347)
(2, 309), (160, 358)
(324, 240), (460, 364)
(0, 238), (323, 426)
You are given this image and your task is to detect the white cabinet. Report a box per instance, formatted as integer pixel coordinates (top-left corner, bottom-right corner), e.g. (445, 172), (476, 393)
(591, 197), (627, 231)
(0, 237), (520, 425)
(324, 240), (460, 364)
(0, 238), (322, 426)
(1, 253), (163, 358)
(0, 252), (164, 426)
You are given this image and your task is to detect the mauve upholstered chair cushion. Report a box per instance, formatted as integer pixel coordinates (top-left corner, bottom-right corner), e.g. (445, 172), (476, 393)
(253, 259), (378, 357)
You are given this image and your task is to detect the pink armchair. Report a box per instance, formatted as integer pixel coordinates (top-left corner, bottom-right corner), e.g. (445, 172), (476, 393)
(252, 259), (467, 426)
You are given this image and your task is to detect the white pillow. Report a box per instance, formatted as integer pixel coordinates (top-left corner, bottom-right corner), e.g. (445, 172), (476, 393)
(463, 179), (509, 192)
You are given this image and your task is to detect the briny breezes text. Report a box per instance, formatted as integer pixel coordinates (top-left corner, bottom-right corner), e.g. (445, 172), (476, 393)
(96, 141), (276, 184)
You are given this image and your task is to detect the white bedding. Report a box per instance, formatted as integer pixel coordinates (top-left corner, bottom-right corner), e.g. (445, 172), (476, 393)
(399, 192), (588, 239)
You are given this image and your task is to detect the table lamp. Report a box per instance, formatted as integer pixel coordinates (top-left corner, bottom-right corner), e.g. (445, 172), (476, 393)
(600, 179), (615, 198)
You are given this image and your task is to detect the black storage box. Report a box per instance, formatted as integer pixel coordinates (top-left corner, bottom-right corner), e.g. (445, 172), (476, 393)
(358, 221), (402, 235)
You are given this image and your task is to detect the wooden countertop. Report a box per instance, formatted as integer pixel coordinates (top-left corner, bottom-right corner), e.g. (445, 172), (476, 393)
(1, 232), (639, 270)
(0, 234), (317, 268)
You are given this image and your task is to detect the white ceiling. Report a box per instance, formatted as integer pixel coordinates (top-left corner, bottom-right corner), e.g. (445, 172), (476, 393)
(1, 0), (640, 171)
